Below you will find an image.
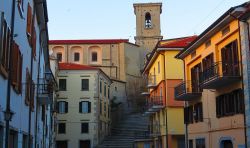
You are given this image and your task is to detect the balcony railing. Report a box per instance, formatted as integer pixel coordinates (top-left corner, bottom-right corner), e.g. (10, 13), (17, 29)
(140, 86), (150, 96)
(145, 96), (165, 113)
(147, 75), (157, 88)
(200, 61), (241, 89)
(37, 78), (53, 105)
(174, 81), (202, 101)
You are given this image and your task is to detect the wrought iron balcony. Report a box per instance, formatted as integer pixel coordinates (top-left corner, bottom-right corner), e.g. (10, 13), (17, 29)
(174, 81), (202, 101)
(37, 79), (53, 105)
(200, 62), (241, 89)
(140, 87), (150, 96)
(151, 96), (165, 110)
(147, 75), (157, 88)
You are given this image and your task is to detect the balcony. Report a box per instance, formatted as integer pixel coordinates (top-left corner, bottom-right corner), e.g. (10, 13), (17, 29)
(147, 75), (157, 88)
(140, 87), (150, 96)
(200, 62), (241, 89)
(174, 81), (202, 101)
(37, 79), (53, 105)
(151, 96), (165, 110)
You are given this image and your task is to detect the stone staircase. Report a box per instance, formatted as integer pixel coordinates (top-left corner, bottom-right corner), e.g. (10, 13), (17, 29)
(96, 113), (150, 148)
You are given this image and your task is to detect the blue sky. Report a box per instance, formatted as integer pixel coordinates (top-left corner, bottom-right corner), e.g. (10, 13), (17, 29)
(47, 0), (249, 42)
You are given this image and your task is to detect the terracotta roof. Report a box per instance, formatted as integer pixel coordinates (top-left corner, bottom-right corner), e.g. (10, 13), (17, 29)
(158, 36), (197, 48)
(59, 63), (99, 70)
(49, 39), (129, 44)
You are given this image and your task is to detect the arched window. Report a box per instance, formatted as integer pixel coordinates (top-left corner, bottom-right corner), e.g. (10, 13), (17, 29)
(88, 46), (102, 65)
(145, 12), (152, 28)
(92, 52), (98, 62)
(74, 52), (80, 61)
(56, 52), (62, 62)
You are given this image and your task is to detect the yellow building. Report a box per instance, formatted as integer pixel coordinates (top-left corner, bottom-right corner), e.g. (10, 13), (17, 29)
(56, 63), (112, 148)
(141, 36), (196, 148)
(174, 3), (248, 148)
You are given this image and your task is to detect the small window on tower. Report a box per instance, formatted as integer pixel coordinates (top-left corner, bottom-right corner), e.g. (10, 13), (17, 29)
(145, 12), (152, 28)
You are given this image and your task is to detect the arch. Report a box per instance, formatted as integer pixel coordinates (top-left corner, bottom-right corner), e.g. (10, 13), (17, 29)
(219, 137), (233, 148)
(88, 46), (102, 65)
(70, 46), (83, 64)
(51, 46), (65, 62)
(145, 12), (152, 28)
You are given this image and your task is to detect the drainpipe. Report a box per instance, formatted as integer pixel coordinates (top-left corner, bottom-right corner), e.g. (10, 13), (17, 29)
(238, 18), (249, 148)
(4, 0), (16, 147)
(155, 50), (168, 148)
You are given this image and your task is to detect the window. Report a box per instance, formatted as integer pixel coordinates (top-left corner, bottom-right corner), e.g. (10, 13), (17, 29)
(57, 52), (62, 62)
(104, 102), (106, 112)
(81, 79), (89, 91)
(189, 140), (193, 148)
(92, 52), (97, 62)
(158, 61), (160, 73)
(100, 100), (102, 115)
(59, 79), (66, 91)
(145, 12), (152, 28)
(191, 51), (196, 59)
(100, 81), (102, 94)
(222, 26), (230, 36)
(81, 123), (89, 133)
(194, 103), (203, 122)
(184, 105), (193, 124)
(26, 3), (32, 44)
(22, 134), (28, 148)
(216, 89), (244, 118)
(57, 101), (68, 114)
(205, 40), (211, 48)
(191, 63), (202, 93)
(108, 87), (110, 99)
(0, 14), (11, 78)
(74, 52), (80, 61)
(196, 138), (205, 148)
(11, 41), (23, 94)
(25, 69), (31, 106)
(9, 130), (18, 148)
(79, 101), (91, 113)
(221, 40), (239, 76)
(58, 123), (66, 134)
(104, 84), (106, 97)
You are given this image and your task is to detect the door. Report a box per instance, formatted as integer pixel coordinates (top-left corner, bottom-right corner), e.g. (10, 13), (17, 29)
(56, 141), (67, 148)
(80, 140), (91, 148)
(191, 63), (202, 92)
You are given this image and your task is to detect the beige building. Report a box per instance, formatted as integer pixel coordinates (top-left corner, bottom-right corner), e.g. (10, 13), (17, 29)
(49, 39), (146, 112)
(55, 63), (111, 148)
(134, 2), (163, 52)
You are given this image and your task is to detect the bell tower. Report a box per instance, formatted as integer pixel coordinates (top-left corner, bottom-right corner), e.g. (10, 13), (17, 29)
(134, 3), (163, 51)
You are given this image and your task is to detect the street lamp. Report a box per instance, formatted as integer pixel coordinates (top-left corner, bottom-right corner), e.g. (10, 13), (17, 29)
(3, 109), (14, 121)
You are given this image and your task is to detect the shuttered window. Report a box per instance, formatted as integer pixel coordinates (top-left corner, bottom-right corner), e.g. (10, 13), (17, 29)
(79, 101), (91, 113)
(57, 101), (68, 114)
(81, 79), (89, 91)
(26, 3), (32, 44)
(25, 69), (31, 106)
(0, 13), (11, 78)
(11, 41), (23, 94)
(216, 89), (244, 118)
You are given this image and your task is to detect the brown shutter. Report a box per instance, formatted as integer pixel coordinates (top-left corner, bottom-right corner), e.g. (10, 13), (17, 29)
(18, 54), (23, 94)
(30, 80), (35, 111)
(32, 26), (36, 58)
(11, 42), (18, 87)
(26, 3), (32, 44)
